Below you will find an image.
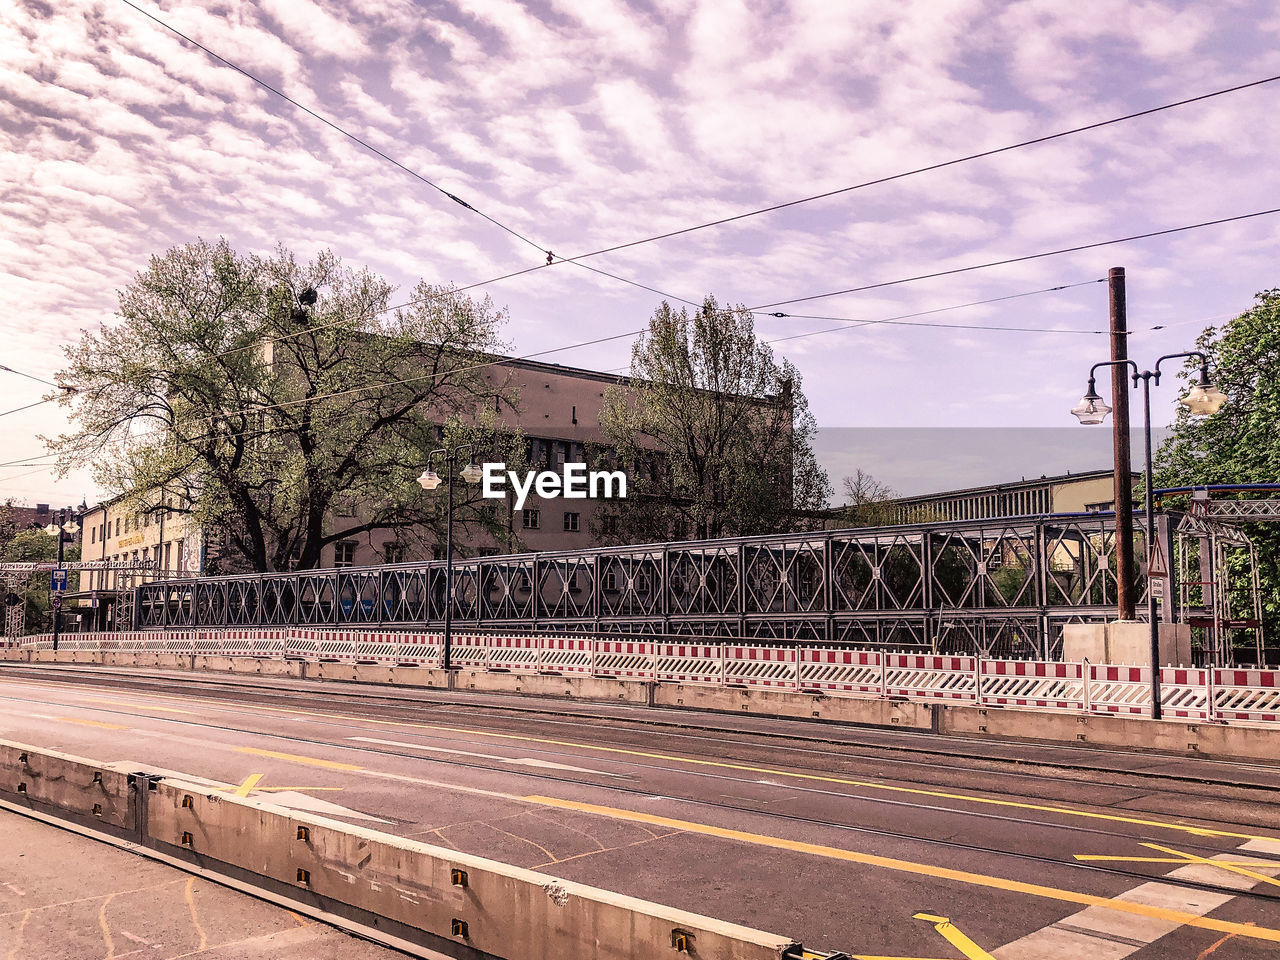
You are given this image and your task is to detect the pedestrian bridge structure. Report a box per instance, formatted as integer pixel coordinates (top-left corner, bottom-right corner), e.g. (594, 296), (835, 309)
(132, 512), (1176, 659)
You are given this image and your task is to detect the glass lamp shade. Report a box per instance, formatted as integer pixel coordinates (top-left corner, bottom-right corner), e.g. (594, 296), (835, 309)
(43, 522), (60, 536)
(459, 462), (483, 484)
(416, 469), (443, 491)
(1071, 394), (1112, 425)
(1179, 382), (1227, 416)
(62, 519), (80, 535)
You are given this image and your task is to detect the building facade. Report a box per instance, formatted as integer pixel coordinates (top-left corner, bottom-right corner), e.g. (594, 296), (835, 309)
(885, 470), (1135, 524)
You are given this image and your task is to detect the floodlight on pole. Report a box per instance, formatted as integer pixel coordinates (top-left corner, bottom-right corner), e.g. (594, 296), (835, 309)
(1070, 379), (1113, 425)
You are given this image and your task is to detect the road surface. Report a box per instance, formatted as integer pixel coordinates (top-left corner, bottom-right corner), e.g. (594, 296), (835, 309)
(2, 661), (1279, 959)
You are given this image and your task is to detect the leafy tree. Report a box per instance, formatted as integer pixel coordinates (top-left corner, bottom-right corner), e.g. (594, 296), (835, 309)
(594, 296), (830, 543)
(53, 239), (524, 572)
(1155, 288), (1280, 654)
(1, 529), (80, 634)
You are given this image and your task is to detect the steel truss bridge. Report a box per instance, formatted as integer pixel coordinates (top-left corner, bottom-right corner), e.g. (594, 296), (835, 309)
(131, 512), (1180, 659)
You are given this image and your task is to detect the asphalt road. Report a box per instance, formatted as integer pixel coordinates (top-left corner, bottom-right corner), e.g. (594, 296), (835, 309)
(2, 662), (1280, 959)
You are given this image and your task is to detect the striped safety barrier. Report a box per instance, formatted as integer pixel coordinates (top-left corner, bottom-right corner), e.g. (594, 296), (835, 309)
(16, 627), (1280, 725)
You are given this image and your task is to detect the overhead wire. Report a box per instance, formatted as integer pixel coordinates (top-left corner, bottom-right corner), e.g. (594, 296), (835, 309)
(0, 398), (58, 418)
(555, 73), (1280, 265)
(113, 0), (703, 313)
(750, 206), (1280, 310)
(0, 364), (64, 389)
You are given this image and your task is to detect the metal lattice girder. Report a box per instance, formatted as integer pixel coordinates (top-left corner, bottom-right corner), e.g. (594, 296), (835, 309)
(125, 510), (1249, 655)
(1204, 499), (1280, 520)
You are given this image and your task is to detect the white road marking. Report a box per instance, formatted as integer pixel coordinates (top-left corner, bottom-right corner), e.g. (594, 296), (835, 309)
(994, 843), (1280, 959)
(347, 736), (622, 777)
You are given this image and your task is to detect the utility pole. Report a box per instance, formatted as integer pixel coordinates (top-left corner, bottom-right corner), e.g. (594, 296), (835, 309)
(1109, 267), (1136, 621)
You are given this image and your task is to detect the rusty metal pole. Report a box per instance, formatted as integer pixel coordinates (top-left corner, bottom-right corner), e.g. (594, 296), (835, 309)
(1109, 267), (1136, 621)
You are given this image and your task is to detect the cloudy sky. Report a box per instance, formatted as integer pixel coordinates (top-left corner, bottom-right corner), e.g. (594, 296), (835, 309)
(3, 0), (1279, 507)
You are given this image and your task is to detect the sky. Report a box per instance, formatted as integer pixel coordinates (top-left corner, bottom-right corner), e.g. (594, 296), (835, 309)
(3, 0), (1279, 508)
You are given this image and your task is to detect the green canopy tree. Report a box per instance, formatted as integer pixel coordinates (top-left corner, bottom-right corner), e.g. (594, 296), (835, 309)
(53, 239), (523, 572)
(1155, 288), (1280, 649)
(594, 296), (830, 543)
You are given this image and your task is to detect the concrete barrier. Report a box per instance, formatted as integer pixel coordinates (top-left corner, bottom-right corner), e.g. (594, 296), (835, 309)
(0, 740), (807, 960)
(6, 650), (1280, 764)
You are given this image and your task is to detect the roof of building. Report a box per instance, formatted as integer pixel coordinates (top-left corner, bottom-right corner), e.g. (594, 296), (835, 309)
(889, 468), (1139, 505)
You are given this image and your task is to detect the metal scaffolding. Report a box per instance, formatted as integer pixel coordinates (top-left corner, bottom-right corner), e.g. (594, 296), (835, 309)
(131, 512), (1172, 658)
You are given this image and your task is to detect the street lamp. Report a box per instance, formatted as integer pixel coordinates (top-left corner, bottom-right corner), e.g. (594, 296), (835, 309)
(42, 508), (80, 653)
(415, 444), (482, 670)
(1071, 351), (1226, 719)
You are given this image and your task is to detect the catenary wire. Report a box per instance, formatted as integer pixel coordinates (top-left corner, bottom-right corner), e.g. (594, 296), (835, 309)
(556, 74), (1280, 265)
(113, 0), (704, 313)
(750, 206), (1280, 310)
(0, 364), (64, 389)
(0, 398), (57, 418)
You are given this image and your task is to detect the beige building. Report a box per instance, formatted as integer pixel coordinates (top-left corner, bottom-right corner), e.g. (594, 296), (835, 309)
(887, 469), (1136, 524)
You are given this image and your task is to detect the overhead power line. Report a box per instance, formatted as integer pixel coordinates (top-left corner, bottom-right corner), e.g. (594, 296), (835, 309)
(751, 206), (1280, 311)
(559, 73), (1280, 265)
(0, 364), (63, 389)
(0, 398), (57, 418)
(115, 0), (703, 313)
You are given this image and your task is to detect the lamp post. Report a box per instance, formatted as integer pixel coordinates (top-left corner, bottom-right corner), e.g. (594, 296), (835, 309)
(1071, 352), (1226, 718)
(42, 508), (80, 652)
(416, 445), (483, 670)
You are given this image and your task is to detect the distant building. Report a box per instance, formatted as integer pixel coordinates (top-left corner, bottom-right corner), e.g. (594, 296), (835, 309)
(885, 469), (1138, 524)
(1, 502), (80, 539)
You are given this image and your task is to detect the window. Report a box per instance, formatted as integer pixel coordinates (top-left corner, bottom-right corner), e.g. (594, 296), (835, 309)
(334, 541), (357, 568)
(522, 509), (540, 530)
(114, 518), (120, 537)
(563, 511), (580, 532)
(601, 514), (618, 535)
(163, 542), (172, 575)
(383, 542), (405, 564)
(91, 526), (96, 544)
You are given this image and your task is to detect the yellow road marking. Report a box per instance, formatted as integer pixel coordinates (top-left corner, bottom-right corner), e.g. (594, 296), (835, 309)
(912, 913), (995, 960)
(525, 795), (1280, 946)
(1142, 842), (1280, 892)
(56, 717), (127, 730)
(13, 675), (1280, 845)
(86, 697), (190, 714)
(255, 786), (344, 792)
(233, 774), (263, 797)
(97, 892), (117, 960)
(236, 746), (361, 771)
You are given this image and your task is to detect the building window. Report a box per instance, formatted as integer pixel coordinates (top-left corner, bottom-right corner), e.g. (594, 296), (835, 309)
(90, 526), (96, 544)
(114, 518), (120, 537)
(334, 541), (356, 568)
(563, 512), (580, 532)
(522, 509), (540, 530)
(383, 542), (405, 564)
(601, 514), (618, 535)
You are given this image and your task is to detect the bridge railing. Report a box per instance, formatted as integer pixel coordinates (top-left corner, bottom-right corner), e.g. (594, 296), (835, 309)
(13, 627), (1280, 725)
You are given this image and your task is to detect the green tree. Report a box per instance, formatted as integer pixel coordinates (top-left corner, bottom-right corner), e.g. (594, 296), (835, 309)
(594, 296), (830, 543)
(1155, 288), (1280, 651)
(840, 470), (900, 527)
(1, 529), (80, 634)
(54, 238), (523, 572)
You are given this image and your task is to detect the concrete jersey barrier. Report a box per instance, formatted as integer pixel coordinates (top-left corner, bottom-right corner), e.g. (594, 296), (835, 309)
(0, 739), (810, 960)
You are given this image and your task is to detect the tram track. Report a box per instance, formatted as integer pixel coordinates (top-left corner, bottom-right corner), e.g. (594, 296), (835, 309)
(1, 671), (1279, 908)
(5, 662), (1280, 804)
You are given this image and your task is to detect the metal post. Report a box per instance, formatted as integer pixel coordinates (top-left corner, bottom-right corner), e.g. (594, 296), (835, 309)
(443, 454), (455, 672)
(1109, 268), (1137, 621)
(52, 509), (65, 652)
(1140, 376), (1162, 720)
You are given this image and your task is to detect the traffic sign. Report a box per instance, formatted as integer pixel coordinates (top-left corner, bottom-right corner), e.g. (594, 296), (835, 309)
(51, 569), (68, 592)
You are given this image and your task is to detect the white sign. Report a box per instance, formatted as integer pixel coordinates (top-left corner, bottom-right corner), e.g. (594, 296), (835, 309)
(482, 463), (627, 511)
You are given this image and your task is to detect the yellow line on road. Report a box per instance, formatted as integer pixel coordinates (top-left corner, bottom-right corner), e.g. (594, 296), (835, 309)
(236, 746), (362, 771)
(233, 774), (263, 797)
(912, 913), (996, 960)
(525, 795), (1280, 946)
(1142, 842), (1280, 891)
(15, 675), (1278, 845)
(86, 697), (190, 714)
(56, 717), (128, 730)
